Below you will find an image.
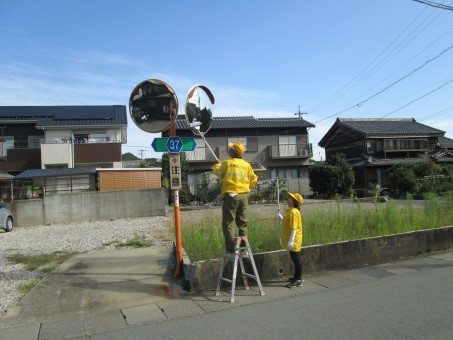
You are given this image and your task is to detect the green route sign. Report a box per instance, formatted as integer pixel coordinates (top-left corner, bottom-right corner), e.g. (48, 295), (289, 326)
(151, 137), (197, 153)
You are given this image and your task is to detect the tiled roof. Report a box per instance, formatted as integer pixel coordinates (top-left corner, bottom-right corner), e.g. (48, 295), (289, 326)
(0, 106), (127, 127)
(338, 118), (444, 136)
(0, 172), (14, 181)
(431, 150), (453, 163)
(175, 115), (314, 130)
(16, 167), (98, 180)
(352, 157), (428, 167)
(438, 136), (453, 149)
(319, 118), (445, 147)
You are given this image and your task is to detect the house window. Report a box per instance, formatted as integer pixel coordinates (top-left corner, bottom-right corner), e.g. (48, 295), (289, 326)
(186, 139), (206, 161)
(227, 137), (258, 152)
(1, 137), (14, 156)
(278, 136), (296, 157)
(271, 168), (299, 179)
(28, 136), (42, 148)
(228, 137), (247, 149)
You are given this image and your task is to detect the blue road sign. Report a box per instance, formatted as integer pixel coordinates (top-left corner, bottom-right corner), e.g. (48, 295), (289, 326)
(166, 136), (183, 153)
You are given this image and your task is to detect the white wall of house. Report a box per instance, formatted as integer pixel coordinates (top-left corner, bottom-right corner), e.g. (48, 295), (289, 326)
(41, 143), (73, 168)
(44, 129), (72, 143)
(112, 161), (123, 168)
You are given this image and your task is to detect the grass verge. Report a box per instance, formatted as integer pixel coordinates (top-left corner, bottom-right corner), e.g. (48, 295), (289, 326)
(17, 279), (40, 295)
(103, 234), (154, 249)
(7, 251), (78, 273)
(7, 251), (78, 295)
(183, 195), (453, 261)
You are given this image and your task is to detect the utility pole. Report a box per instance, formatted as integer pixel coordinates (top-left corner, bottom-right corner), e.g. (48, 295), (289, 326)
(138, 149), (145, 160)
(294, 106), (307, 118)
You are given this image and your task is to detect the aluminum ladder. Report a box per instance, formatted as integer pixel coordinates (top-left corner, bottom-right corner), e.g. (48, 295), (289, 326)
(215, 236), (265, 303)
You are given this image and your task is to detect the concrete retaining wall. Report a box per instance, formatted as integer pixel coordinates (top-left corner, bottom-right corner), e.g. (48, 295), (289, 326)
(183, 226), (453, 292)
(10, 189), (167, 227)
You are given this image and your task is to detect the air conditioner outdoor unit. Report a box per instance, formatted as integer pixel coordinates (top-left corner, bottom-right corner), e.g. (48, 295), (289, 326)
(298, 149), (307, 156)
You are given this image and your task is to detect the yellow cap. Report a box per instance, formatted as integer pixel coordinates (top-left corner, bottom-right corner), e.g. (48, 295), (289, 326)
(228, 142), (245, 156)
(288, 192), (304, 204)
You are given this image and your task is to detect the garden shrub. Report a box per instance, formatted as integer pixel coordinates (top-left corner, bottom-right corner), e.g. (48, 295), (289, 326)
(309, 154), (355, 198)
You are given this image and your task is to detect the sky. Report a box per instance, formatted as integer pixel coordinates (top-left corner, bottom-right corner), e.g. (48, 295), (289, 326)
(0, 0), (452, 160)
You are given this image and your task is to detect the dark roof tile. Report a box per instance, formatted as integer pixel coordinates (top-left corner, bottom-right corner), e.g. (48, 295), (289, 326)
(175, 115), (314, 131)
(16, 167), (98, 180)
(438, 136), (453, 149)
(0, 106), (127, 127)
(338, 118), (444, 136)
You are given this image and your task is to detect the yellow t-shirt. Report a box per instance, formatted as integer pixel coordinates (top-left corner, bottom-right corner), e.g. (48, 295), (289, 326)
(212, 158), (258, 194)
(281, 207), (303, 252)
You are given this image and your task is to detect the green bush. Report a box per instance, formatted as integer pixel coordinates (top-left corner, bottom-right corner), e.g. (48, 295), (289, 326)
(309, 154), (355, 198)
(193, 173), (221, 204)
(385, 162), (452, 198)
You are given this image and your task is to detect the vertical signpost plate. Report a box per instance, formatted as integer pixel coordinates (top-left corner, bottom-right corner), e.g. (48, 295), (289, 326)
(169, 154), (182, 190)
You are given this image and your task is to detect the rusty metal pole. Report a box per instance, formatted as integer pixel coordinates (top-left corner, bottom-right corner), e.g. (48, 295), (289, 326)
(169, 122), (183, 277)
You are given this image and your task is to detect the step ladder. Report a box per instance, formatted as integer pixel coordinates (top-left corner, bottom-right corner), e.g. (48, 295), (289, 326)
(215, 236), (265, 303)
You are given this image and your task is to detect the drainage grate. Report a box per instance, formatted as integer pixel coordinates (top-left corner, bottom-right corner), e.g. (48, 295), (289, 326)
(354, 266), (396, 278)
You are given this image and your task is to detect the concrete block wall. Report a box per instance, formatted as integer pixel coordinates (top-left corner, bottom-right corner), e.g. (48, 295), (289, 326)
(184, 226), (453, 292)
(11, 189), (167, 227)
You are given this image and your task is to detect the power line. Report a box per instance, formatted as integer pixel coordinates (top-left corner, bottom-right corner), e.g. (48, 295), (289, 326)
(418, 106), (453, 119)
(364, 77), (453, 114)
(303, 3), (412, 108)
(313, 5), (444, 112)
(381, 79), (452, 118)
(355, 45), (452, 106)
(412, 0), (453, 10)
(309, 3), (431, 112)
(353, 26), (452, 100)
(311, 44), (452, 124)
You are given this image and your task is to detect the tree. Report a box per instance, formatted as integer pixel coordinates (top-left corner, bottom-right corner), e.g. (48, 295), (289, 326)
(122, 152), (140, 161)
(308, 154), (355, 198)
(138, 158), (159, 168)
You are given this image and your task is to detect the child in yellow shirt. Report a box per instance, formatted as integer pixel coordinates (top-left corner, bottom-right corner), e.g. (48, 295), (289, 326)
(281, 192), (304, 287)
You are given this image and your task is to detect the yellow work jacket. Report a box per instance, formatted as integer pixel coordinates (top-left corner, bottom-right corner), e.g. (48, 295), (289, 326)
(281, 207), (303, 252)
(212, 158), (258, 194)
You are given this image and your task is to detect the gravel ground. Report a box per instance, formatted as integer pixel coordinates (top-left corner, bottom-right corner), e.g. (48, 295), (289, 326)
(0, 216), (172, 316)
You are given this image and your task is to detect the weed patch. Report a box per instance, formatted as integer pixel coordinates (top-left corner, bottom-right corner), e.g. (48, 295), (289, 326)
(7, 251), (78, 272)
(105, 235), (154, 249)
(183, 195), (453, 261)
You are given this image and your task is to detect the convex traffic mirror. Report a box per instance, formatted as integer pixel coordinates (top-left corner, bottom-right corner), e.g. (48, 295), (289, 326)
(129, 79), (178, 133)
(185, 85), (215, 135)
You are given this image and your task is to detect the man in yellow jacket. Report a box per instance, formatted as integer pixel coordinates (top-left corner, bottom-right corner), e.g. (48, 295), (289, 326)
(213, 142), (258, 252)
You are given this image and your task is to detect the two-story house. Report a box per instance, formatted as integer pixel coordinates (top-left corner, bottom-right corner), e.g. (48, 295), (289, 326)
(318, 118), (453, 189)
(0, 106), (127, 173)
(170, 115), (315, 189)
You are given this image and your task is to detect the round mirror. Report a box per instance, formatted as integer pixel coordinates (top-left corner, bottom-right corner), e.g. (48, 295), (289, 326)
(185, 85), (215, 135)
(129, 79), (178, 133)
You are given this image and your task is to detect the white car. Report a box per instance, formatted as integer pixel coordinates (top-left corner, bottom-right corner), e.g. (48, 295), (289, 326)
(0, 204), (13, 232)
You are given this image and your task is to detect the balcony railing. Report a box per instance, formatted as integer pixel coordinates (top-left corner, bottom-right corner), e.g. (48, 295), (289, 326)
(46, 137), (121, 144)
(268, 144), (313, 159)
(185, 146), (220, 162)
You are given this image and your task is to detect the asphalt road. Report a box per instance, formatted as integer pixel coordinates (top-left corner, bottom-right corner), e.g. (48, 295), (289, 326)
(89, 263), (453, 339)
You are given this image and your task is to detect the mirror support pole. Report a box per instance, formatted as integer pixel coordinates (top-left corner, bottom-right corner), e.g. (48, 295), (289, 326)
(199, 131), (220, 163)
(170, 122), (183, 277)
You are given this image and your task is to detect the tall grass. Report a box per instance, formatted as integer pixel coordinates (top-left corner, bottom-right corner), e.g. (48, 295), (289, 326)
(183, 194), (453, 261)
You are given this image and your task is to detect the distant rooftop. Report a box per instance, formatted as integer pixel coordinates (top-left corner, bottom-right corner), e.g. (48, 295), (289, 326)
(438, 136), (453, 149)
(175, 115), (315, 130)
(319, 118), (445, 147)
(0, 106), (127, 127)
